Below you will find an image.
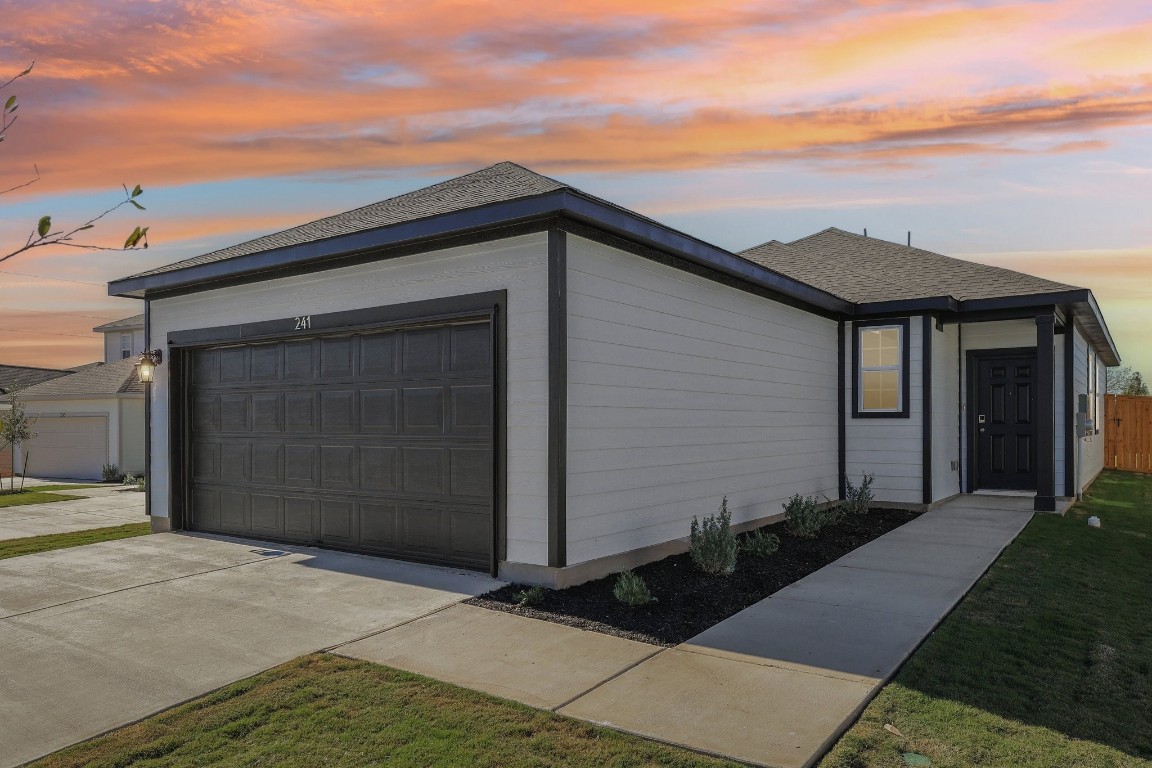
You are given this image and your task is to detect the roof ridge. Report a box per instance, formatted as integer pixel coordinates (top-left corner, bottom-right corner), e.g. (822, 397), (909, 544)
(0, 363), (71, 373)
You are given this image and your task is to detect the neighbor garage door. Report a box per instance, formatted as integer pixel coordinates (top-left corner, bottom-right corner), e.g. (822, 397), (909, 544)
(188, 320), (494, 570)
(23, 415), (109, 480)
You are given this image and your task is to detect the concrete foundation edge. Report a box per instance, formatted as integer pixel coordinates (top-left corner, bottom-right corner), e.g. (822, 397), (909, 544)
(150, 516), (172, 533)
(500, 511), (789, 588)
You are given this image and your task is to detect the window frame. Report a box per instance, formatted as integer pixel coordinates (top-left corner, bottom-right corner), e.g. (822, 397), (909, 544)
(852, 317), (911, 419)
(120, 332), (134, 360)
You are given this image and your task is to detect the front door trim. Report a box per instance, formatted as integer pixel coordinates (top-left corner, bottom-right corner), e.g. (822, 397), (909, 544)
(966, 346), (1038, 493)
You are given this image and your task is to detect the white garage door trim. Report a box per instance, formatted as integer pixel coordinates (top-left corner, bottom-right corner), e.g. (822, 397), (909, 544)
(21, 413), (109, 481)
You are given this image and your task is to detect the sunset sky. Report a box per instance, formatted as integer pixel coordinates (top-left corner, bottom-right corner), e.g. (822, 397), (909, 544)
(1, 0), (1149, 376)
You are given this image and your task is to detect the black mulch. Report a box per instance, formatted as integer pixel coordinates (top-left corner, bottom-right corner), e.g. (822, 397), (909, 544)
(466, 508), (920, 647)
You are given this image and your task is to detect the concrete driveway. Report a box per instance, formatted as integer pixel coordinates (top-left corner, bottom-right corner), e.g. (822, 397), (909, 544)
(0, 484), (145, 541)
(0, 532), (501, 766)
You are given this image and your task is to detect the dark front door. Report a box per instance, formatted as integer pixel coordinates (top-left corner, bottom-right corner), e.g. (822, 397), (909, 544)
(187, 319), (494, 571)
(974, 353), (1037, 491)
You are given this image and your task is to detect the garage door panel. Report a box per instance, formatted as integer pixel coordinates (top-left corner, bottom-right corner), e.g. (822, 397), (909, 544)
(189, 320), (493, 570)
(23, 415), (109, 480)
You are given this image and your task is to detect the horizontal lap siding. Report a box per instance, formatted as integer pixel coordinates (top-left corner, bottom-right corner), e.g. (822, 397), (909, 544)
(1074, 328), (1105, 490)
(565, 236), (837, 565)
(932, 323), (961, 500)
(844, 319), (923, 504)
(149, 234), (550, 565)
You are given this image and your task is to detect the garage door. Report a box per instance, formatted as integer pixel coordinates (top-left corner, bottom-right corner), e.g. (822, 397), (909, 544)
(23, 415), (109, 480)
(188, 320), (494, 570)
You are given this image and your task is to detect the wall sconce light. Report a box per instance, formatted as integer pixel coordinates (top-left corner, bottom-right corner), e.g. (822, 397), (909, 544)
(136, 349), (164, 384)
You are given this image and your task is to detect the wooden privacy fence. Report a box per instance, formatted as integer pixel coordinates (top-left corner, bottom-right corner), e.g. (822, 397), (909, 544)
(1105, 395), (1152, 473)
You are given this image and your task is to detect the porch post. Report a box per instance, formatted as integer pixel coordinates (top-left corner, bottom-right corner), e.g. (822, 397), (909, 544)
(1035, 313), (1056, 511)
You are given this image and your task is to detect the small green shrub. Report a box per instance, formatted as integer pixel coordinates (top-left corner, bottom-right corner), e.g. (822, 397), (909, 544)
(742, 529), (780, 558)
(101, 463), (121, 483)
(784, 493), (829, 538)
(613, 570), (654, 606)
(690, 496), (739, 575)
(843, 472), (875, 515)
(513, 585), (547, 606)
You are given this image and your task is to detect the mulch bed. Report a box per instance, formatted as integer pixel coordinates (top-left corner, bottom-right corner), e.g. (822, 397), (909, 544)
(466, 507), (920, 647)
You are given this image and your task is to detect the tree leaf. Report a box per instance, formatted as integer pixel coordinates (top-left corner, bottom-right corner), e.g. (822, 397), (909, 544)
(124, 226), (142, 249)
(4, 95), (15, 111)
(129, 199), (145, 210)
(77, 224), (94, 231)
(37, 216), (51, 238)
(131, 184), (142, 198)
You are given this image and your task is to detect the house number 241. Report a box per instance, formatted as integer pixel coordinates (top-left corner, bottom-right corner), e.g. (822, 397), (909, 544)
(294, 315), (312, 330)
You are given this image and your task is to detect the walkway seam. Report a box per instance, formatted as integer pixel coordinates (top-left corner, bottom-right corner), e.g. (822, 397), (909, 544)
(550, 645), (667, 712)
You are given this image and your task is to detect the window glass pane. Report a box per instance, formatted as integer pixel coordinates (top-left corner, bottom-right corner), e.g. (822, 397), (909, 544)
(878, 328), (900, 366)
(861, 330), (882, 367)
(862, 370), (900, 411)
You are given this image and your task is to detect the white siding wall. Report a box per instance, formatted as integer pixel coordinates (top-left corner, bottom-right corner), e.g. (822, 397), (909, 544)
(564, 236), (838, 565)
(148, 234), (551, 565)
(120, 397), (145, 475)
(1073, 327), (1105, 493)
(844, 319), (924, 505)
(932, 322), (961, 501)
(17, 396), (142, 477)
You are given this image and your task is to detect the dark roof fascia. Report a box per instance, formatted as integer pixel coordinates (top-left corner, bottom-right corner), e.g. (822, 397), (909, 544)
(107, 188), (851, 315)
(852, 296), (958, 318)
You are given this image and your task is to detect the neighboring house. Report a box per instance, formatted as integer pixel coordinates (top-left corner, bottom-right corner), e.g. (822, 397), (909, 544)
(0, 364), (74, 479)
(107, 162), (1119, 585)
(93, 314), (145, 362)
(12, 357), (145, 481)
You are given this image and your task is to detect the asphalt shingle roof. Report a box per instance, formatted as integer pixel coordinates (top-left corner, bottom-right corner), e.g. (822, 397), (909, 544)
(17, 357), (142, 398)
(0, 365), (72, 394)
(741, 228), (1078, 304)
(125, 162), (568, 280)
(92, 314), (143, 332)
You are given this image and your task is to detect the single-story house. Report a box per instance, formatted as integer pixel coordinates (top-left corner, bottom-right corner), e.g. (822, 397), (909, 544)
(12, 357), (145, 481)
(0, 364), (74, 478)
(108, 162), (1118, 585)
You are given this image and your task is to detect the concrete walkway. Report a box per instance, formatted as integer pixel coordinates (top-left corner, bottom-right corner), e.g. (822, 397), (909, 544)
(0, 532), (499, 767)
(0, 484), (145, 540)
(339, 495), (1033, 768)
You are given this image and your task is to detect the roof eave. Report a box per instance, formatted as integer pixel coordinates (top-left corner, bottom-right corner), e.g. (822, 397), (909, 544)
(108, 189), (851, 315)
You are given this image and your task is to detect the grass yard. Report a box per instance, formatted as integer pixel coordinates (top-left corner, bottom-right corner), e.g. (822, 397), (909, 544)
(0, 491), (84, 507)
(32, 654), (738, 768)
(822, 469), (1152, 768)
(0, 522), (152, 560)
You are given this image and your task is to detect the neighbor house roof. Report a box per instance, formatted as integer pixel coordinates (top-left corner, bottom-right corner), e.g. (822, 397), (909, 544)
(17, 358), (142, 398)
(0, 364), (73, 395)
(92, 314), (144, 333)
(741, 228), (1077, 304)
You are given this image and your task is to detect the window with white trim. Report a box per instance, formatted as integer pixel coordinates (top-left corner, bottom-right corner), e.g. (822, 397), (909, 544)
(856, 323), (906, 415)
(121, 333), (133, 359)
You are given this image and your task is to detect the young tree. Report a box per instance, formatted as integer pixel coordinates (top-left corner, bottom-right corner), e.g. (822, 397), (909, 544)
(1105, 366), (1150, 396)
(2, 62), (149, 263)
(0, 388), (38, 491)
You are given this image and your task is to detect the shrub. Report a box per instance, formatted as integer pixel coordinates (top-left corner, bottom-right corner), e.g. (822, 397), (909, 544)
(742, 529), (780, 558)
(101, 463), (121, 483)
(784, 493), (830, 538)
(613, 570), (654, 606)
(843, 472), (875, 515)
(690, 496), (738, 575)
(513, 585), (547, 606)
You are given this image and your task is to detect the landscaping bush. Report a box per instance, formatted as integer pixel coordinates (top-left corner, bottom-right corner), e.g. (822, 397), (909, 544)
(689, 496), (738, 575)
(784, 493), (831, 538)
(613, 570), (654, 606)
(101, 463), (121, 483)
(513, 585), (547, 606)
(742, 529), (780, 558)
(843, 472), (875, 515)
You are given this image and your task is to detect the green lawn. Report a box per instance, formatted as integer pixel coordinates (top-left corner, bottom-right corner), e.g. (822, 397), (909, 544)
(822, 469), (1152, 768)
(33, 654), (737, 768)
(0, 523), (152, 560)
(0, 491), (83, 507)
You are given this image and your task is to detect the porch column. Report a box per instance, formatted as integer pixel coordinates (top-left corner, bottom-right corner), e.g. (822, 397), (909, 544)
(1035, 313), (1056, 511)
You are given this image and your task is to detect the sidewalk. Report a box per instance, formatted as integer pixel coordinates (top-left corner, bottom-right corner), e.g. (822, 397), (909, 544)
(337, 495), (1034, 768)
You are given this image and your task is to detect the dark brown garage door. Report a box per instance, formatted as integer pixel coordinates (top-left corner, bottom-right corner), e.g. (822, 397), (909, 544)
(188, 320), (493, 570)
